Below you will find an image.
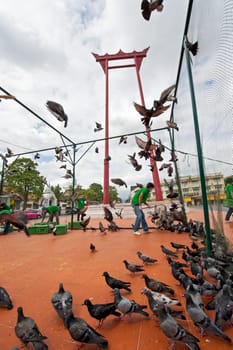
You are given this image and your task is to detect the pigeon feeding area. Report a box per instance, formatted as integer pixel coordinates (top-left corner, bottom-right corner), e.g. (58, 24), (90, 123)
(0, 209), (233, 349)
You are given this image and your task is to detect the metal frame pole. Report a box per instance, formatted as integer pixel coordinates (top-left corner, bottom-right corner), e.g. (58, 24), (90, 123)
(184, 40), (212, 255)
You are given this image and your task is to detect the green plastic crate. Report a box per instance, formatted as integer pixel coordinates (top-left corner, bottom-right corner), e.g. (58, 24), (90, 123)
(28, 225), (49, 234)
(54, 224), (67, 235)
(68, 221), (82, 229)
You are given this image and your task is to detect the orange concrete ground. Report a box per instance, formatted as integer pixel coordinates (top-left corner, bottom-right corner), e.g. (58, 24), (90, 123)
(0, 210), (233, 349)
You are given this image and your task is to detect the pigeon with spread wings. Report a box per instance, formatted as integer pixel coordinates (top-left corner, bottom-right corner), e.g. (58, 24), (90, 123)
(153, 84), (177, 109)
(134, 101), (170, 128)
(141, 0), (164, 21)
(46, 101), (68, 127)
(111, 178), (127, 188)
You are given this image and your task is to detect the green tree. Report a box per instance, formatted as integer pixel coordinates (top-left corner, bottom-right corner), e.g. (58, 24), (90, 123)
(89, 183), (103, 202)
(4, 157), (44, 209)
(50, 184), (64, 203)
(109, 186), (120, 203)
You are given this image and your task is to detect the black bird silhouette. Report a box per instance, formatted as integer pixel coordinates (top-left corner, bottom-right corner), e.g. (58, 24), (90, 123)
(159, 163), (171, 171)
(51, 282), (73, 326)
(137, 251), (157, 265)
(64, 312), (108, 348)
(102, 272), (131, 292)
(185, 37), (199, 56)
(142, 274), (175, 296)
(46, 100), (68, 127)
(0, 213), (30, 236)
(113, 288), (149, 318)
(34, 153), (40, 160)
(0, 286), (13, 309)
(119, 136), (128, 144)
(103, 207), (113, 223)
(111, 178), (127, 188)
(164, 179), (178, 199)
(15, 307), (48, 348)
(90, 243), (97, 252)
(95, 147), (99, 154)
(123, 260), (144, 274)
(80, 216), (91, 231)
(141, 0), (164, 21)
(94, 122), (103, 132)
(83, 299), (121, 328)
(5, 147), (13, 157)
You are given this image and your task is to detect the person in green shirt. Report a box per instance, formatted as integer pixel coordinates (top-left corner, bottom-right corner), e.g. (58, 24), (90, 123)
(131, 182), (154, 235)
(74, 193), (88, 221)
(0, 202), (11, 234)
(42, 205), (60, 224)
(225, 179), (233, 221)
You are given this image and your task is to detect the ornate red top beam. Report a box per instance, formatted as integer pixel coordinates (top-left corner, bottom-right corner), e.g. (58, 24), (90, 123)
(92, 47), (150, 73)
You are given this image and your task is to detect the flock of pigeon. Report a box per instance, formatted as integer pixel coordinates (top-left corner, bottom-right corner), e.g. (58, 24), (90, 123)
(1, 233), (233, 349)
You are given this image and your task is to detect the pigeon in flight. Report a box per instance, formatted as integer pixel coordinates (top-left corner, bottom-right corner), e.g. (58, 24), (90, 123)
(141, 0), (164, 21)
(115, 208), (123, 219)
(82, 299), (121, 328)
(0, 94), (15, 102)
(0, 213), (30, 236)
(113, 288), (149, 318)
(34, 153), (40, 160)
(15, 307), (48, 348)
(185, 37), (199, 56)
(128, 153), (142, 171)
(111, 178), (127, 188)
(5, 148), (13, 158)
(94, 122), (103, 132)
(123, 260), (144, 274)
(99, 222), (107, 234)
(134, 101), (170, 128)
(159, 163), (171, 171)
(102, 272), (131, 292)
(153, 84), (177, 109)
(64, 312), (108, 348)
(0, 286), (13, 309)
(95, 147), (99, 154)
(80, 216), (91, 231)
(119, 136), (127, 145)
(167, 120), (179, 131)
(51, 283), (73, 326)
(46, 100), (68, 127)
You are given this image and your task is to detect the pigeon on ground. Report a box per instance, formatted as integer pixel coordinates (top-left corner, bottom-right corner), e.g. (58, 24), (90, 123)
(141, 274), (175, 296)
(113, 288), (149, 318)
(156, 303), (200, 350)
(99, 222), (107, 234)
(0, 213), (30, 236)
(102, 272), (131, 292)
(0, 286), (13, 309)
(137, 251), (157, 265)
(103, 207), (113, 223)
(83, 299), (121, 328)
(141, 287), (181, 306)
(111, 178), (127, 188)
(141, 0), (164, 21)
(141, 288), (185, 320)
(123, 260), (144, 274)
(15, 307), (48, 348)
(214, 284), (233, 329)
(160, 245), (178, 258)
(170, 242), (187, 251)
(51, 283), (73, 326)
(186, 283), (204, 310)
(94, 122), (103, 132)
(46, 100), (68, 127)
(184, 292), (232, 343)
(64, 312), (108, 348)
(90, 243), (97, 253)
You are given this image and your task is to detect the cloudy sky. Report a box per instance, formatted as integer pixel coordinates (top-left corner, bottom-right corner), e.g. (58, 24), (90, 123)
(0, 0), (232, 200)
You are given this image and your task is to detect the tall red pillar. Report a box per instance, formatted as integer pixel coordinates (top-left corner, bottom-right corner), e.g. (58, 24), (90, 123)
(92, 48), (163, 203)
